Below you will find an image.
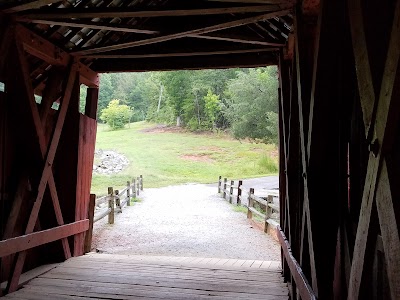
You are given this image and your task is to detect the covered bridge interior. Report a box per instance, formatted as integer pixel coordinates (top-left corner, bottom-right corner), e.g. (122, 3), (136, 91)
(0, 0), (399, 299)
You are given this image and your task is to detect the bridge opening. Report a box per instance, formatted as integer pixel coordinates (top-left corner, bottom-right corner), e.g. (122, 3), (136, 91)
(88, 68), (282, 263)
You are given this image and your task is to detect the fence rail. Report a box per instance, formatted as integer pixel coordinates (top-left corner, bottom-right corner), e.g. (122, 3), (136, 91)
(247, 188), (280, 233)
(218, 176), (279, 234)
(217, 176), (243, 205)
(84, 175), (143, 253)
(93, 175), (143, 224)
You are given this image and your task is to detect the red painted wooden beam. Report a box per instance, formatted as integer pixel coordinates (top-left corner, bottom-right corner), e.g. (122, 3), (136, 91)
(0, 220), (89, 258)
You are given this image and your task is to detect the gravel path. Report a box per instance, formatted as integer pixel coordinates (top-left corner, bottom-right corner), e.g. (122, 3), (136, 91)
(92, 183), (280, 261)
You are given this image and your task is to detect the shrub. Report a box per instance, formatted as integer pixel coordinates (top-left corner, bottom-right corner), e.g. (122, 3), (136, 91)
(100, 99), (133, 130)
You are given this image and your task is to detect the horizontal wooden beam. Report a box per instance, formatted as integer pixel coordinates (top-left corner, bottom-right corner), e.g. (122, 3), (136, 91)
(72, 10), (291, 55)
(1, 0), (60, 13)
(17, 19), (159, 35)
(191, 33), (284, 46)
(18, 5), (287, 19)
(277, 226), (317, 300)
(91, 50), (278, 72)
(81, 47), (278, 59)
(207, 0), (287, 4)
(16, 18), (281, 47)
(207, 0), (292, 9)
(0, 220), (89, 258)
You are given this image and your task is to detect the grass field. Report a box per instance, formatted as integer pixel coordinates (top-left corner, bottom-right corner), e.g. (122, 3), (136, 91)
(91, 122), (278, 195)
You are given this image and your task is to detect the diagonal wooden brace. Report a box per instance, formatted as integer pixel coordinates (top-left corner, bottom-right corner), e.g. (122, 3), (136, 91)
(347, 0), (400, 298)
(6, 39), (78, 293)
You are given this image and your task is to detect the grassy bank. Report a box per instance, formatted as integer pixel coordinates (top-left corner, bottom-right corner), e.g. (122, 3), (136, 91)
(91, 122), (278, 195)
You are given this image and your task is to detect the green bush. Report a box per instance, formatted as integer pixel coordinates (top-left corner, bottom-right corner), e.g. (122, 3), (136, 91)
(100, 99), (133, 130)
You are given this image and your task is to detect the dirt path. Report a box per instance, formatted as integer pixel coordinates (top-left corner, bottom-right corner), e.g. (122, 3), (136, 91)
(92, 183), (280, 261)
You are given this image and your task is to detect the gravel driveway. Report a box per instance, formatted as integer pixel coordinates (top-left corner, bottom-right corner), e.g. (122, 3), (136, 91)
(92, 183), (280, 261)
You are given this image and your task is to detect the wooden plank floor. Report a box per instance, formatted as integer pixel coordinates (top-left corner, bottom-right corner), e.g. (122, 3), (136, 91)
(4, 253), (288, 299)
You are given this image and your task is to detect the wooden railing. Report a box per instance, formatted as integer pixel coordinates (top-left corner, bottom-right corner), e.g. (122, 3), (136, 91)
(218, 176), (243, 205)
(92, 175), (143, 224)
(247, 188), (279, 233)
(84, 175), (143, 253)
(218, 176), (279, 234)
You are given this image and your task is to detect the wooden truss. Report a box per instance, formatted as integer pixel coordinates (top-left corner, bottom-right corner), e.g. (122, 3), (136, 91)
(278, 0), (400, 299)
(0, 22), (99, 293)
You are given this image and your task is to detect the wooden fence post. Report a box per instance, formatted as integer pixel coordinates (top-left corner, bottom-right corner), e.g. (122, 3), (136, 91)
(237, 180), (243, 205)
(115, 190), (121, 212)
(136, 177), (140, 196)
(229, 180), (234, 203)
(132, 178), (136, 198)
(127, 181), (131, 206)
(247, 188), (254, 219)
(84, 194), (96, 253)
(218, 176), (222, 193)
(266, 195), (273, 220)
(140, 175), (143, 191)
(223, 178), (227, 199)
(108, 187), (114, 224)
(264, 194), (273, 233)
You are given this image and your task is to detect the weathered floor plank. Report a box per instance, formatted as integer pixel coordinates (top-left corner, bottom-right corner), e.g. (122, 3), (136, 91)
(3, 254), (288, 300)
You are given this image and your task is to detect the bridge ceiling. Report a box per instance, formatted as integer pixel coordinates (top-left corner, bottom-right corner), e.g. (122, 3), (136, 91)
(0, 0), (294, 79)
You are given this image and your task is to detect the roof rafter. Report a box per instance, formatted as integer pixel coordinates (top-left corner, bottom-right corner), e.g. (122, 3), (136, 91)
(2, 0), (60, 13)
(81, 47), (278, 59)
(72, 9), (291, 55)
(17, 5), (287, 19)
(18, 19), (159, 35)
(190, 33), (284, 46)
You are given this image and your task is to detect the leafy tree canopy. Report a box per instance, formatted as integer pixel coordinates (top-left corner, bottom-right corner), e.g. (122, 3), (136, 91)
(93, 67), (279, 143)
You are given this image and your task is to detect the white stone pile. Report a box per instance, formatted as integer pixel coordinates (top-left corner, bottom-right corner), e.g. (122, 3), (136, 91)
(93, 149), (129, 175)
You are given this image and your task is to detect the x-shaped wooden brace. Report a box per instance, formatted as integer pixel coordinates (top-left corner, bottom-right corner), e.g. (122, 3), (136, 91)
(347, 0), (400, 299)
(292, 12), (319, 296)
(6, 36), (78, 293)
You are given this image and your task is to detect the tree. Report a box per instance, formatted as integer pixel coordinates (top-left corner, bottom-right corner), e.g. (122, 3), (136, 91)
(160, 70), (193, 126)
(224, 67), (279, 144)
(203, 90), (221, 128)
(100, 99), (133, 130)
(98, 74), (114, 120)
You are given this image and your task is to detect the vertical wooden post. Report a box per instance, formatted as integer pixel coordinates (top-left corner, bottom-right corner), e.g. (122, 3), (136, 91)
(266, 195), (273, 220)
(229, 180), (234, 203)
(237, 180), (243, 205)
(140, 175), (143, 191)
(136, 177), (140, 196)
(84, 87), (99, 119)
(108, 187), (114, 224)
(115, 189), (121, 212)
(218, 176), (222, 193)
(84, 194), (96, 253)
(247, 188), (254, 219)
(264, 195), (274, 233)
(223, 178), (227, 199)
(132, 178), (136, 198)
(126, 181), (131, 206)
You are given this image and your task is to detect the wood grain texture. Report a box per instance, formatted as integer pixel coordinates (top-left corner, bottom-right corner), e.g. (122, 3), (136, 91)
(0, 221), (89, 258)
(3, 254), (288, 300)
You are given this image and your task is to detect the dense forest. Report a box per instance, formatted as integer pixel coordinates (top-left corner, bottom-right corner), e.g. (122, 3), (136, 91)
(84, 66), (278, 144)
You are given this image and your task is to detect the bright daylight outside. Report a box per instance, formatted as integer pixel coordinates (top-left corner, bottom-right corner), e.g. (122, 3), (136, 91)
(87, 67), (281, 266)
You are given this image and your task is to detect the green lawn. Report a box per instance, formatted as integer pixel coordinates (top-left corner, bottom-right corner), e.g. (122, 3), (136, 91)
(91, 122), (278, 196)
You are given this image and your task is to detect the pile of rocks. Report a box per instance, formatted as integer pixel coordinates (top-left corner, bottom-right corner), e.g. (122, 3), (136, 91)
(93, 149), (129, 175)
